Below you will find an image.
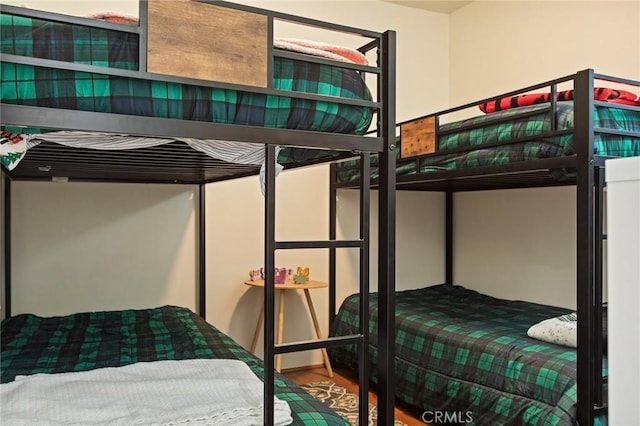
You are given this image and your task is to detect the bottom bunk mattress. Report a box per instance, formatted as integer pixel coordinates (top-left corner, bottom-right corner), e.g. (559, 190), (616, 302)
(328, 284), (607, 425)
(1, 305), (347, 426)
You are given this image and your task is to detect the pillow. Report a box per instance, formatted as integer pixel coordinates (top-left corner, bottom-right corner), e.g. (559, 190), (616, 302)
(85, 12), (139, 24)
(527, 312), (577, 348)
(527, 307), (608, 353)
(479, 87), (640, 113)
(274, 38), (369, 65)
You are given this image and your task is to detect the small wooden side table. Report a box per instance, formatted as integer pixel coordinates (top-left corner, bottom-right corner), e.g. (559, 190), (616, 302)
(244, 279), (334, 378)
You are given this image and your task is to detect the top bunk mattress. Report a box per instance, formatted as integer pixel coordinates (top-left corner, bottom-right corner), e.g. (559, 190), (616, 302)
(0, 12), (374, 136)
(336, 101), (640, 185)
(0, 4), (387, 182)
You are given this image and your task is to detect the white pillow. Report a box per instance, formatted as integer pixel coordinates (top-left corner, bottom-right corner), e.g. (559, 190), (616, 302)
(527, 312), (577, 348)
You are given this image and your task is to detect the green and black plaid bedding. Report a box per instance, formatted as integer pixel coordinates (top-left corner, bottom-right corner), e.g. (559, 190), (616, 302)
(336, 103), (640, 183)
(329, 284), (608, 425)
(0, 12), (373, 136)
(1, 305), (348, 425)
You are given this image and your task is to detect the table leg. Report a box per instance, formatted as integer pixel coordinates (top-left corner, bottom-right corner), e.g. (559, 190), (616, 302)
(276, 289), (285, 373)
(250, 295), (264, 354)
(303, 289), (334, 378)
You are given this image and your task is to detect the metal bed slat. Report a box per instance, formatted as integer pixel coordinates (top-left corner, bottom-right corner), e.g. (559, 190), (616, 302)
(21, 154), (234, 168)
(25, 149), (248, 163)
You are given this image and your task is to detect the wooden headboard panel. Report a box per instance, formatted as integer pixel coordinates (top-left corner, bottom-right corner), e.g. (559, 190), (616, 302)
(147, 0), (268, 87)
(400, 116), (436, 158)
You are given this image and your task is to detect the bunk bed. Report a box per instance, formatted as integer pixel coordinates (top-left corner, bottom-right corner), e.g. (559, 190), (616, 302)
(327, 69), (640, 425)
(0, 1), (397, 425)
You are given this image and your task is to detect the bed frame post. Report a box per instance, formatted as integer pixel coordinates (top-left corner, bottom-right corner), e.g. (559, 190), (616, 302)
(377, 29), (397, 426)
(198, 183), (206, 319)
(445, 190), (453, 285)
(264, 144), (277, 426)
(574, 68), (597, 426)
(359, 152), (372, 424)
(594, 165), (605, 407)
(2, 172), (10, 318)
(329, 163), (337, 323)
(138, 0), (148, 73)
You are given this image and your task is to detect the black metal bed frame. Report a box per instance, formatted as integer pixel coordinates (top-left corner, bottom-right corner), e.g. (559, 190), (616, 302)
(0, 2), (397, 425)
(330, 69), (640, 425)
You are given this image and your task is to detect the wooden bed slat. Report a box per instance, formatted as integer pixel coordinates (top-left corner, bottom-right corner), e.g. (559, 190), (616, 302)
(147, 0), (268, 87)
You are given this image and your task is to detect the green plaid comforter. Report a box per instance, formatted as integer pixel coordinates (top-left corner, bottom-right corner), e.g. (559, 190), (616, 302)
(336, 103), (640, 183)
(0, 13), (373, 136)
(438, 103), (640, 158)
(329, 284), (608, 425)
(1, 306), (348, 425)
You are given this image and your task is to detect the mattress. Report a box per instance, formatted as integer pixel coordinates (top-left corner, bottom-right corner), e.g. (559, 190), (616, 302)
(328, 284), (608, 425)
(336, 102), (640, 183)
(1, 305), (348, 425)
(0, 12), (373, 136)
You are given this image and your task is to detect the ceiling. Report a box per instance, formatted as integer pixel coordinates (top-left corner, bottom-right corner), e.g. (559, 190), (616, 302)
(383, 1), (473, 14)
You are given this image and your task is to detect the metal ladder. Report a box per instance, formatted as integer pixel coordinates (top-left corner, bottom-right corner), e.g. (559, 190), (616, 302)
(262, 148), (395, 426)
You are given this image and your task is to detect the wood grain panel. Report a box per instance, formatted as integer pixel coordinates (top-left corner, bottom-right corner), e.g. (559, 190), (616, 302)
(400, 116), (436, 158)
(147, 0), (268, 87)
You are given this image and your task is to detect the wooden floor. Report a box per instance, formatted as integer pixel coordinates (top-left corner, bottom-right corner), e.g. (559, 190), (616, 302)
(284, 365), (426, 426)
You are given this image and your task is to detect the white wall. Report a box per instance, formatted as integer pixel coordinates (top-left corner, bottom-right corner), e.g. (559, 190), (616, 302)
(449, 0), (640, 308)
(10, 182), (198, 316)
(454, 187), (578, 307)
(2, 1), (450, 370)
(450, 1), (639, 105)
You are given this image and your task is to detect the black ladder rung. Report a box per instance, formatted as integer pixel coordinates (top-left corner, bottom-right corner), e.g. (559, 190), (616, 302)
(274, 335), (363, 354)
(275, 240), (364, 249)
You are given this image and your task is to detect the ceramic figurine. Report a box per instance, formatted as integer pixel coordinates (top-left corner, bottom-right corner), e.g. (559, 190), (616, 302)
(275, 268), (288, 284)
(293, 266), (310, 284)
(249, 269), (261, 281)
